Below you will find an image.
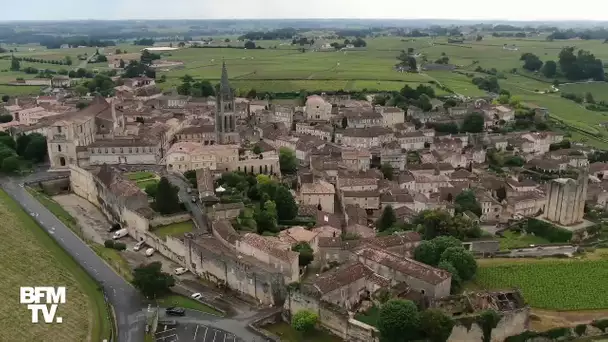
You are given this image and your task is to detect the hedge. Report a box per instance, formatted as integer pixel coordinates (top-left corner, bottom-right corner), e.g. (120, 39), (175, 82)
(525, 219), (573, 242)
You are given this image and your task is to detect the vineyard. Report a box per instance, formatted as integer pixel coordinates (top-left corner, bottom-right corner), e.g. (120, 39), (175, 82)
(474, 256), (608, 310)
(0, 190), (108, 341)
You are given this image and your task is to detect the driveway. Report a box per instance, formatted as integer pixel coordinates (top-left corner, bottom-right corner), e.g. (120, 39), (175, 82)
(1, 178), (147, 342)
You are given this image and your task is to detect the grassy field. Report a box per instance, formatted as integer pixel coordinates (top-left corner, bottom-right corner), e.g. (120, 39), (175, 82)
(125, 172), (159, 189)
(471, 249), (608, 310)
(152, 221), (194, 239)
(89, 244), (133, 282)
(499, 231), (551, 250)
(0, 189), (111, 341)
(155, 294), (223, 316)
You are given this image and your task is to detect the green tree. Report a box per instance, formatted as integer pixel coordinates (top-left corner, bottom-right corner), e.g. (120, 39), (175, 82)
(252, 145), (262, 154)
(420, 308), (455, 342)
(244, 41), (256, 49)
(132, 262), (175, 299)
(16, 134), (31, 156)
(23, 134), (47, 162)
(461, 112), (485, 133)
(376, 205), (397, 232)
(0, 135), (16, 150)
(438, 260), (462, 293)
(145, 183), (158, 197)
(541, 60), (557, 78)
(274, 186), (298, 221)
(10, 57), (20, 71)
(586, 92), (595, 104)
(279, 147), (297, 174)
(255, 208), (278, 234)
(292, 242), (314, 266)
(407, 56), (417, 71)
(1, 155), (21, 173)
(381, 162), (394, 180)
(154, 177), (181, 214)
(1, 95), (9, 103)
(440, 247), (477, 281)
(74, 85), (88, 96)
(433, 236), (463, 256)
(0, 114), (12, 123)
(291, 310), (318, 333)
(413, 240), (439, 266)
(378, 299), (420, 342)
(454, 190), (482, 216)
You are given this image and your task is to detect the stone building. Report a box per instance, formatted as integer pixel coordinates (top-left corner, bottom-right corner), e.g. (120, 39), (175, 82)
(544, 169), (588, 226)
(216, 62), (240, 144)
(305, 95), (333, 121)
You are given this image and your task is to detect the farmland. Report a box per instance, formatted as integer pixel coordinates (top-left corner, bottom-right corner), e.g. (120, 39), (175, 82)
(471, 250), (608, 310)
(0, 189), (111, 341)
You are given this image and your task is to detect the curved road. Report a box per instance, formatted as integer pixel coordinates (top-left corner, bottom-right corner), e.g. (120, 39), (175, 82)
(1, 178), (146, 342)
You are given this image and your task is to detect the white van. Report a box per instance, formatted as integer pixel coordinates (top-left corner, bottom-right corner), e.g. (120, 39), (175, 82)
(112, 228), (128, 240)
(145, 248), (156, 257)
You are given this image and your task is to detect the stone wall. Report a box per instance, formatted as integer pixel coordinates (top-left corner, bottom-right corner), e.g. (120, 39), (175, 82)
(448, 307), (530, 342)
(149, 213), (191, 228)
(284, 290), (379, 342)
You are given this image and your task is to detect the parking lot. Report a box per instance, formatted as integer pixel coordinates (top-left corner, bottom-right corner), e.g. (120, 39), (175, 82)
(155, 322), (243, 342)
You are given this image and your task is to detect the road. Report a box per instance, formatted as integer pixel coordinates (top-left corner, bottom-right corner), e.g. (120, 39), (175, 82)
(166, 173), (210, 232)
(1, 177), (146, 342)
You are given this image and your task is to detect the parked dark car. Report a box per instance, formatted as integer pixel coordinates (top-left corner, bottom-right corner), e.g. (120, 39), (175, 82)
(165, 307), (186, 316)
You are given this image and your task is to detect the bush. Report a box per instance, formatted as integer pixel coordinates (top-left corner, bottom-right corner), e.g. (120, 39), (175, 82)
(525, 219), (573, 242)
(104, 240), (114, 248)
(592, 318), (608, 332)
(291, 310), (318, 333)
(113, 242), (127, 251)
(574, 324), (587, 336)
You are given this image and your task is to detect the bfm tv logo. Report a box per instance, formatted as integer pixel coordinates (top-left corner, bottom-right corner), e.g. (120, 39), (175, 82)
(20, 287), (66, 323)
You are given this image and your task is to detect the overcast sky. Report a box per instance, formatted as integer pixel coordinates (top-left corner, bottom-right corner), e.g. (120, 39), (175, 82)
(2, 0), (608, 21)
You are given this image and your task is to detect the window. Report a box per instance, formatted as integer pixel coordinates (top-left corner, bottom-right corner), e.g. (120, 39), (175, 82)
(57, 126), (62, 133)
(111, 148), (115, 153)
(249, 278), (253, 285)
(57, 144), (62, 152)
(128, 148), (132, 153)
(79, 126), (82, 133)
(119, 148), (123, 153)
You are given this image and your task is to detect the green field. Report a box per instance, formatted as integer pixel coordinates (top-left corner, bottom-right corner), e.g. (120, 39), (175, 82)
(472, 251), (608, 310)
(155, 294), (223, 316)
(264, 322), (342, 342)
(0, 189), (111, 341)
(499, 231), (551, 250)
(152, 221), (194, 238)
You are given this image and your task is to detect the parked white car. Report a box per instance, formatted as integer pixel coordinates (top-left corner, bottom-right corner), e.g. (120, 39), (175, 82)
(133, 241), (146, 251)
(112, 228), (128, 240)
(191, 293), (203, 300)
(174, 267), (188, 275)
(145, 248), (155, 257)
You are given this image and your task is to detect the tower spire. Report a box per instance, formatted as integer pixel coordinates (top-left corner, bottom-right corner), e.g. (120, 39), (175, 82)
(220, 60), (230, 94)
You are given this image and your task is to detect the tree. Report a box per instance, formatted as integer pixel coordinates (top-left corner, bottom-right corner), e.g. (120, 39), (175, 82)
(461, 112), (485, 133)
(244, 41), (256, 49)
(1, 95), (8, 103)
(132, 262), (175, 299)
(407, 56), (417, 71)
(10, 57), (20, 71)
(420, 308), (455, 342)
(1, 156), (21, 173)
(23, 134), (47, 162)
(279, 147), (297, 174)
(440, 247), (477, 281)
(252, 145), (262, 154)
(586, 92), (595, 104)
(274, 186), (298, 221)
(378, 299), (420, 342)
(0, 114), (12, 123)
(376, 205), (397, 232)
(145, 183), (158, 197)
(541, 60), (557, 78)
(0, 135), (16, 150)
(292, 242), (314, 267)
(154, 177), (181, 214)
(454, 190), (482, 216)
(381, 162), (394, 180)
(64, 56), (72, 65)
(255, 206), (278, 234)
(291, 310), (318, 333)
(520, 53), (543, 72)
(413, 240), (439, 266)
(16, 134), (31, 156)
(438, 260), (462, 293)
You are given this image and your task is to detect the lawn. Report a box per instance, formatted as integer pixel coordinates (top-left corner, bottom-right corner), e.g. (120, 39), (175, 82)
(0, 189), (111, 342)
(155, 294), (223, 316)
(125, 171), (157, 181)
(354, 305), (380, 327)
(89, 244), (133, 282)
(137, 179), (159, 190)
(471, 251), (608, 310)
(152, 221), (194, 239)
(264, 322), (342, 342)
(560, 82), (608, 103)
(498, 230), (551, 250)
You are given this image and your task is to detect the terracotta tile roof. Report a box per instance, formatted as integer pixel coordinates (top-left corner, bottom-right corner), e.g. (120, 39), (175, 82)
(312, 262), (374, 294)
(343, 190), (380, 198)
(354, 246), (450, 285)
(362, 232), (421, 249)
(301, 180), (335, 194)
(279, 226), (318, 243)
(318, 236), (343, 248)
(177, 125), (215, 134)
(241, 233), (299, 262)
